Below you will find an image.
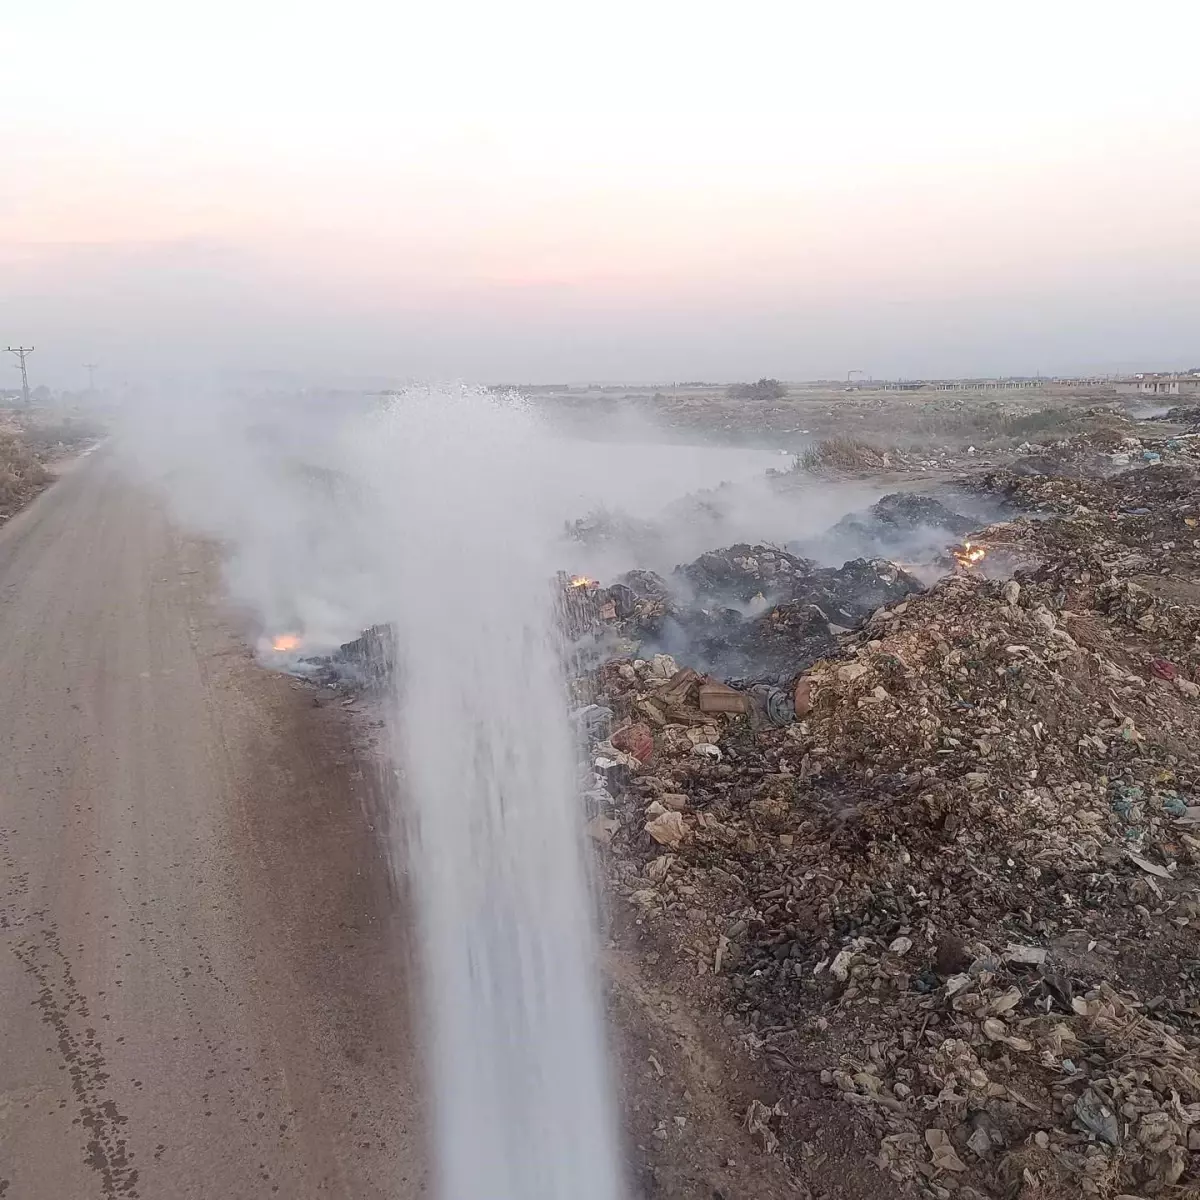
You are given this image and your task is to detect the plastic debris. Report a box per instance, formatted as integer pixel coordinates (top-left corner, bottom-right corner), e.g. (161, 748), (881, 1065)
(1074, 1089), (1121, 1146)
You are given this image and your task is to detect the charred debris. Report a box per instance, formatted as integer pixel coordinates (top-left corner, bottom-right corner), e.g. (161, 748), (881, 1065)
(564, 544), (924, 691)
(295, 623), (396, 690)
(292, 418), (1200, 1198)
(572, 428), (1200, 1199)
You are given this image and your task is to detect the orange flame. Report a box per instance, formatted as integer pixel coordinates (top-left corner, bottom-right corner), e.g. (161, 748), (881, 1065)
(952, 541), (987, 568)
(569, 576), (597, 589)
(271, 633), (302, 652)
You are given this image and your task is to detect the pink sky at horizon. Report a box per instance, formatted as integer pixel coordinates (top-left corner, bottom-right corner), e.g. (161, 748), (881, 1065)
(3, 1), (1199, 386)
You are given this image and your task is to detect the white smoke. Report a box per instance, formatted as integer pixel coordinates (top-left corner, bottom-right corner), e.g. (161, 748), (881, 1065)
(118, 384), (623, 1199)
(351, 390), (621, 1198)
(113, 381), (959, 1198)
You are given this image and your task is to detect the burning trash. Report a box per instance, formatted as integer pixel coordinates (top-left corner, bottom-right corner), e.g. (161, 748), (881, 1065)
(815, 491), (977, 561)
(267, 624), (396, 690)
(566, 436), (1200, 1197)
(559, 547), (925, 685)
(320, 624), (395, 686)
(952, 539), (987, 568)
(258, 416), (1200, 1196)
(558, 573), (639, 640)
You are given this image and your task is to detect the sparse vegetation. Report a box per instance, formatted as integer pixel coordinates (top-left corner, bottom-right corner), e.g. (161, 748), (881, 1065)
(907, 405), (1072, 442)
(726, 377), (786, 402)
(18, 416), (105, 456)
(897, 405), (1133, 449)
(0, 431), (50, 512)
(799, 436), (890, 472)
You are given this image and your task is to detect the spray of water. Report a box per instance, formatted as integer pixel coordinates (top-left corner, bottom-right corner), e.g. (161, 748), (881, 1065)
(118, 383), (622, 1197)
(121, 381), (932, 1198)
(350, 387), (621, 1199)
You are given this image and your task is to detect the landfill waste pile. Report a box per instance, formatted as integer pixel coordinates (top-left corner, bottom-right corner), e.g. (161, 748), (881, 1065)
(571, 442), (1200, 1197)
(831, 492), (977, 542)
(809, 492), (981, 564)
(298, 623), (397, 688)
(1158, 406), (1200, 427)
(566, 547), (923, 687)
(999, 425), (1200, 484)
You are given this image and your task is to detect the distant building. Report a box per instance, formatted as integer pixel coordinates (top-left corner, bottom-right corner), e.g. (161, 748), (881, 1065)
(1137, 374), (1200, 396)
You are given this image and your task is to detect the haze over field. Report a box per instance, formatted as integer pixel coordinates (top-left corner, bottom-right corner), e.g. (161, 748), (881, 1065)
(3, 1), (1198, 385)
(5, 8), (1200, 1196)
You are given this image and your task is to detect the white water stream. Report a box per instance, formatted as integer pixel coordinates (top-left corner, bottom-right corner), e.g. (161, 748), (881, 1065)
(358, 388), (621, 1200)
(126, 382), (835, 1200)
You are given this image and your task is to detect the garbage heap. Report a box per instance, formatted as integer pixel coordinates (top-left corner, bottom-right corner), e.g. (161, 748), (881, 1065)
(976, 430), (1200, 506)
(298, 624), (397, 689)
(567, 546), (924, 688)
(577, 466), (1200, 1198)
(798, 490), (993, 572)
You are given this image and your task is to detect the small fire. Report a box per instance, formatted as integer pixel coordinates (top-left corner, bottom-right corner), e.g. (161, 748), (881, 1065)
(953, 541), (987, 568)
(569, 576), (598, 589)
(271, 633), (302, 652)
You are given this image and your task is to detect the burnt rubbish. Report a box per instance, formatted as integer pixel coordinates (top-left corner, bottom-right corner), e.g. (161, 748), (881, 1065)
(571, 544), (923, 687)
(302, 623), (396, 688)
(810, 491), (977, 561)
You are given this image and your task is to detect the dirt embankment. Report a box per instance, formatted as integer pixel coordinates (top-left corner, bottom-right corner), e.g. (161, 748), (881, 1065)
(0, 411), (106, 519)
(0, 429), (50, 516)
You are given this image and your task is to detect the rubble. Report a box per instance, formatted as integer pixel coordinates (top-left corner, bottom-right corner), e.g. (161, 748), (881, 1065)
(295, 623), (397, 689)
(819, 492), (977, 559)
(306, 418), (1200, 1196)
(1163, 405), (1200, 426)
(571, 445), (1200, 1196)
(565, 545), (925, 687)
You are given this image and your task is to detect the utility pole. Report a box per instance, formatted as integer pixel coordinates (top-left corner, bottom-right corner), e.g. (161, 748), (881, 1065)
(84, 362), (99, 393)
(5, 346), (34, 405)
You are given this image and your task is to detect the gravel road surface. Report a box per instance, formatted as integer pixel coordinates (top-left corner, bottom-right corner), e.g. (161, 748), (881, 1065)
(0, 450), (424, 1199)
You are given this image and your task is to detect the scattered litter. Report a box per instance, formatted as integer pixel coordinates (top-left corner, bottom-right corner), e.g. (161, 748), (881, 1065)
(924, 1127), (968, 1173)
(561, 422), (1200, 1196)
(1004, 943), (1047, 967)
(644, 810), (687, 849)
(744, 1099), (783, 1154)
(1074, 1088), (1121, 1146)
(1126, 850), (1173, 879)
(611, 721), (655, 763)
(586, 816), (620, 846)
(697, 681), (750, 715)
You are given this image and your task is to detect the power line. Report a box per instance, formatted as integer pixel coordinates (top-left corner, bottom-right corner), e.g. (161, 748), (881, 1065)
(84, 362), (99, 392)
(5, 346), (34, 405)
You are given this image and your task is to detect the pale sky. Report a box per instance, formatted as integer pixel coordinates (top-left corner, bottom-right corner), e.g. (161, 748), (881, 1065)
(2, 1), (1198, 387)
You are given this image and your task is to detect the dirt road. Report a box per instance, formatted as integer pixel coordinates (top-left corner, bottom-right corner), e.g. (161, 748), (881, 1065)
(0, 451), (424, 1198)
